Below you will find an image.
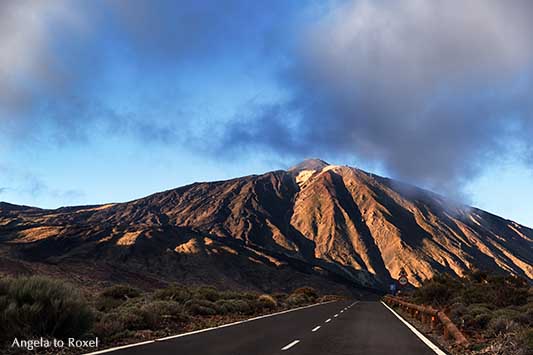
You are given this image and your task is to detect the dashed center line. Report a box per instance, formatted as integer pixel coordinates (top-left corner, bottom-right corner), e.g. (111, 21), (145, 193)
(281, 340), (300, 351)
(325, 318), (331, 323)
(312, 326), (321, 332)
(334, 314), (339, 317)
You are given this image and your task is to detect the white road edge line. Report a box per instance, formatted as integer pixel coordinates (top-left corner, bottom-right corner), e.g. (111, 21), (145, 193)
(380, 301), (447, 355)
(82, 341), (156, 355)
(83, 300), (337, 355)
(312, 326), (321, 332)
(325, 318), (331, 323)
(281, 340), (300, 351)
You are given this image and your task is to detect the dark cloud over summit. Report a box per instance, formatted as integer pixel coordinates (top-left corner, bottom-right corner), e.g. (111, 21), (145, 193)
(1, 0), (533, 198)
(220, 0), (533, 195)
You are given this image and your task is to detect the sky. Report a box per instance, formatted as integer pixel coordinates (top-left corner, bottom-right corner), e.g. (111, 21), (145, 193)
(0, 0), (532, 227)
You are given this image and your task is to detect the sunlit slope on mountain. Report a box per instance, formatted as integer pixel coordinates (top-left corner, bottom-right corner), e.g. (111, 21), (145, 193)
(291, 163), (532, 285)
(0, 159), (531, 289)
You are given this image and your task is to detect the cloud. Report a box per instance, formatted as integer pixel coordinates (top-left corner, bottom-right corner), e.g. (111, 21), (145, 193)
(2, 0), (533, 198)
(0, 0), (297, 145)
(220, 0), (533, 195)
(0, 163), (84, 203)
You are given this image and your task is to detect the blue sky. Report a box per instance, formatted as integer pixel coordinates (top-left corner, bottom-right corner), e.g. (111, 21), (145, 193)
(0, 0), (532, 227)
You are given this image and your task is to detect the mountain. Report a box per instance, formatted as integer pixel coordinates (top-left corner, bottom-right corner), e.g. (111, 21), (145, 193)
(0, 159), (531, 291)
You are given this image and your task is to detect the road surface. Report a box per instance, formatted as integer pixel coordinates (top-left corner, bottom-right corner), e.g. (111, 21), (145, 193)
(89, 300), (445, 355)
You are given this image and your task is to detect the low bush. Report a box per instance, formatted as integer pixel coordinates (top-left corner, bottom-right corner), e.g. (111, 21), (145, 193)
(519, 329), (533, 355)
(414, 274), (461, 306)
(318, 295), (343, 303)
(292, 287), (318, 300)
(0, 276), (93, 341)
(193, 286), (221, 302)
(0, 276), (332, 353)
(218, 291), (256, 300)
(153, 285), (191, 303)
(94, 295), (124, 312)
(488, 317), (519, 336)
(522, 305), (533, 326)
(93, 314), (127, 338)
(141, 300), (189, 323)
(257, 294), (277, 310)
(185, 299), (218, 316)
(214, 299), (253, 315)
(106, 305), (158, 331)
(407, 271), (533, 355)
(101, 285), (141, 300)
(463, 304), (493, 330)
(272, 292), (288, 302)
(287, 293), (308, 306)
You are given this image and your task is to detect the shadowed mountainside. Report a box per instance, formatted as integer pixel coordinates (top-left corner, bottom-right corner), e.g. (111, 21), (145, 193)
(0, 159), (531, 291)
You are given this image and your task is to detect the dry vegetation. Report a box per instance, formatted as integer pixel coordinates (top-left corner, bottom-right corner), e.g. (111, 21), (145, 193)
(399, 271), (533, 355)
(0, 276), (342, 354)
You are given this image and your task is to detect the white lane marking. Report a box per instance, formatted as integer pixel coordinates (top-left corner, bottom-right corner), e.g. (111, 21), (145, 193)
(340, 310), (344, 313)
(334, 314), (339, 317)
(381, 301), (447, 355)
(84, 301), (337, 355)
(312, 326), (321, 332)
(281, 340), (300, 351)
(325, 318), (332, 323)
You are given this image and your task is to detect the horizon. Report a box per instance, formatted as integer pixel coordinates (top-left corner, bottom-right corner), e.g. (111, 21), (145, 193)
(1, 157), (531, 229)
(1, 1), (532, 227)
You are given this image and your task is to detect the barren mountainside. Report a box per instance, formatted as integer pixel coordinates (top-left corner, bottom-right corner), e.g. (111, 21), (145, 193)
(0, 159), (531, 291)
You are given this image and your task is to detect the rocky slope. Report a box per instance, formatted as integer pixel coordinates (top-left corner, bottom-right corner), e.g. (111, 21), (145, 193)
(0, 159), (531, 290)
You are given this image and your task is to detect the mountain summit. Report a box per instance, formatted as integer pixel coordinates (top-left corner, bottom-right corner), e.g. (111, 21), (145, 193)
(288, 158), (330, 173)
(0, 161), (531, 291)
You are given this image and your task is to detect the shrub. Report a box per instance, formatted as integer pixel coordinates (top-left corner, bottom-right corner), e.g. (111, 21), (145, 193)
(272, 292), (288, 302)
(468, 269), (488, 283)
(257, 294), (277, 310)
(193, 286), (221, 302)
(213, 300), (230, 315)
(488, 317), (519, 336)
(94, 295), (124, 312)
(463, 304), (493, 330)
(141, 300), (189, 322)
(93, 314), (126, 338)
(239, 292), (259, 301)
(94, 301), (186, 337)
(111, 305), (158, 330)
(318, 295), (343, 303)
(101, 285), (141, 300)
(449, 303), (467, 324)
(218, 291), (256, 300)
(185, 299), (217, 316)
(93, 309), (153, 337)
(292, 287), (318, 300)
(0, 276), (93, 341)
(214, 299), (252, 315)
(287, 294), (308, 306)
(481, 276), (529, 307)
(460, 284), (493, 305)
(415, 281), (454, 306)
(153, 285), (191, 303)
(522, 305), (533, 326)
(519, 328), (533, 354)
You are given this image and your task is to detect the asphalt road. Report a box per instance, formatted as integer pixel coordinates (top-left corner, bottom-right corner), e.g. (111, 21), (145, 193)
(94, 300), (443, 355)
